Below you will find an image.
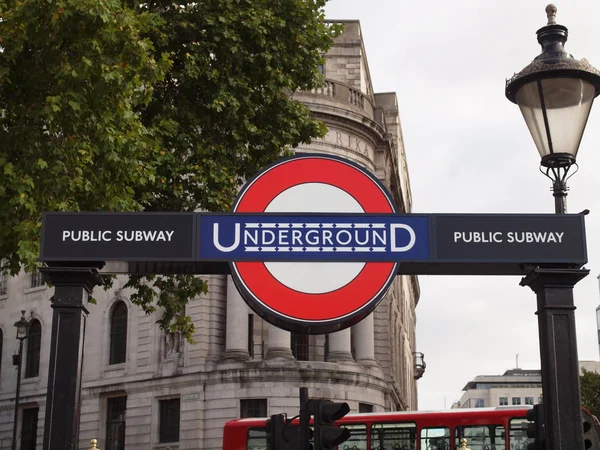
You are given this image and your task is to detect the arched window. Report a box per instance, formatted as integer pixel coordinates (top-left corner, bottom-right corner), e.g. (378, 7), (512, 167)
(109, 302), (128, 365)
(25, 320), (41, 378)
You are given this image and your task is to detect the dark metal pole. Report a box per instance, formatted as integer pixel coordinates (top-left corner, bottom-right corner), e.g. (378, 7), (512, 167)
(521, 267), (589, 450)
(552, 178), (568, 214)
(299, 387), (310, 450)
(11, 339), (24, 450)
(41, 265), (102, 450)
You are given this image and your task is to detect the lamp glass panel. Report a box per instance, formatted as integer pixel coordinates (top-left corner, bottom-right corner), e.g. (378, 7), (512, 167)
(16, 322), (28, 337)
(515, 77), (595, 159)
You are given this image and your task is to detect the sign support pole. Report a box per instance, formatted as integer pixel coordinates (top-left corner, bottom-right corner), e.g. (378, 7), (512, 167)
(520, 267), (589, 450)
(40, 265), (103, 450)
(299, 387), (310, 450)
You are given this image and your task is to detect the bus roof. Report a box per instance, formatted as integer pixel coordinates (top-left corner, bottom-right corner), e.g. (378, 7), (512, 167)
(225, 406), (533, 427)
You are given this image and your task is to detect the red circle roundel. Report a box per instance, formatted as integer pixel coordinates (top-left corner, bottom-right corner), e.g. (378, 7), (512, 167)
(230, 153), (398, 334)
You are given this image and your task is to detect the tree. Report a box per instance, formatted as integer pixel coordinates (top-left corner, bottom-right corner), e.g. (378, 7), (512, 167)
(0, 0), (341, 339)
(580, 369), (600, 419)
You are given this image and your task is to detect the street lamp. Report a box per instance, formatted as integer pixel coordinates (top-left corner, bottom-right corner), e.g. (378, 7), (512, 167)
(506, 5), (600, 450)
(12, 310), (30, 450)
(505, 4), (600, 213)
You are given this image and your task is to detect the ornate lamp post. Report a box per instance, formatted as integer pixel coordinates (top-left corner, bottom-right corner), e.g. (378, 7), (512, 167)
(12, 310), (30, 450)
(506, 5), (600, 450)
(506, 4), (600, 214)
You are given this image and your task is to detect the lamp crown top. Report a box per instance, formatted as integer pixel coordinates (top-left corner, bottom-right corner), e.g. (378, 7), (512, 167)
(546, 4), (558, 25)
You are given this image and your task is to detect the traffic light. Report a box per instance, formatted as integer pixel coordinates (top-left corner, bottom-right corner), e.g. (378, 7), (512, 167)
(310, 399), (351, 450)
(582, 408), (600, 450)
(525, 404), (546, 450)
(266, 414), (287, 450)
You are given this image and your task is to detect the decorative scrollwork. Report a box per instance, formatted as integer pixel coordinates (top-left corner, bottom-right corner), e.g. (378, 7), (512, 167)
(506, 57), (600, 87)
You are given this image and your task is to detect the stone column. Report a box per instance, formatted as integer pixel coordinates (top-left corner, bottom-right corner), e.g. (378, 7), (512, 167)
(223, 276), (250, 361)
(266, 324), (293, 359)
(206, 275), (226, 363)
(352, 314), (377, 366)
(326, 329), (354, 363)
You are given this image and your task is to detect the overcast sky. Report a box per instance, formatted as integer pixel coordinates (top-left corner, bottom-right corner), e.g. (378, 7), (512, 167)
(323, 0), (600, 411)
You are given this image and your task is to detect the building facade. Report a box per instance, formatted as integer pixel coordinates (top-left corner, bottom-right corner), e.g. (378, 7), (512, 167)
(453, 362), (600, 410)
(0, 21), (423, 450)
(453, 369), (543, 409)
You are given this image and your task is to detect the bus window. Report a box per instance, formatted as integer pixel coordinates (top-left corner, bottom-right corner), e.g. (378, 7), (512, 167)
(247, 428), (267, 450)
(339, 424), (368, 450)
(454, 425), (505, 450)
(371, 422), (417, 450)
(420, 427), (450, 450)
(509, 418), (529, 450)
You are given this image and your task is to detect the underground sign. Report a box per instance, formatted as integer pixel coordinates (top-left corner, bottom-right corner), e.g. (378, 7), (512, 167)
(228, 154), (399, 333)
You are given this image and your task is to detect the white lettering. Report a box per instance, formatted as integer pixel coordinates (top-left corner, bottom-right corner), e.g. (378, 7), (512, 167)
(244, 229), (258, 246)
(279, 230), (289, 245)
(373, 230), (386, 246)
(261, 230), (275, 245)
(143, 230), (157, 241)
(213, 223), (240, 252)
(336, 230), (352, 245)
(391, 224), (416, 252)
(292, 230), (302, 245)
(305, 230), (319, 245)
(355, 229), (369, 245)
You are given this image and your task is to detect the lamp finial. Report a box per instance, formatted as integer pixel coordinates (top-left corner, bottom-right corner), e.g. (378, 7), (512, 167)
(546, 4), (558, 25)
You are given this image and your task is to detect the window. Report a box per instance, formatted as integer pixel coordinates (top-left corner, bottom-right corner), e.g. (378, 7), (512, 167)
(372, 422), (417, 450)
(512, 397), (521, 405)
(359, 403), (373, 413)
(420, 427), (450, 450)
(317, 64), (324, 75)
(474, 399), (485, 408)
(455, 425), (505, 450)
(29, 271), (44, 288)
(342, 424), (367, 450)
(25, 320), (41, 378)
(291, 333), (309, 361)
(20, 407), (39, 450)
(537, 397), (543, 404)
(106, 396), (127, 450)
(525, 397), (534, 405)
(159, 398), (180, 443)
(247, 428), (267, 450)
(241, 399), (267, 418)
(0, 271), (7, 296)
(109, 302), (127, 365)
(248, 314), (254, 358)
(509, 418), (529, 450)
(499, 397), (508, 406)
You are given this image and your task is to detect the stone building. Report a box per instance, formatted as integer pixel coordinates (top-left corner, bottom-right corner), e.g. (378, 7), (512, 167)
(0, 21), (423, 450)
(453, 369), (543, 409)
(452, 363), (600, 410)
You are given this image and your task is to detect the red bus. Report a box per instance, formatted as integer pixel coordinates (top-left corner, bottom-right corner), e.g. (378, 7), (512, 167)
(223, 406), (600, 450)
